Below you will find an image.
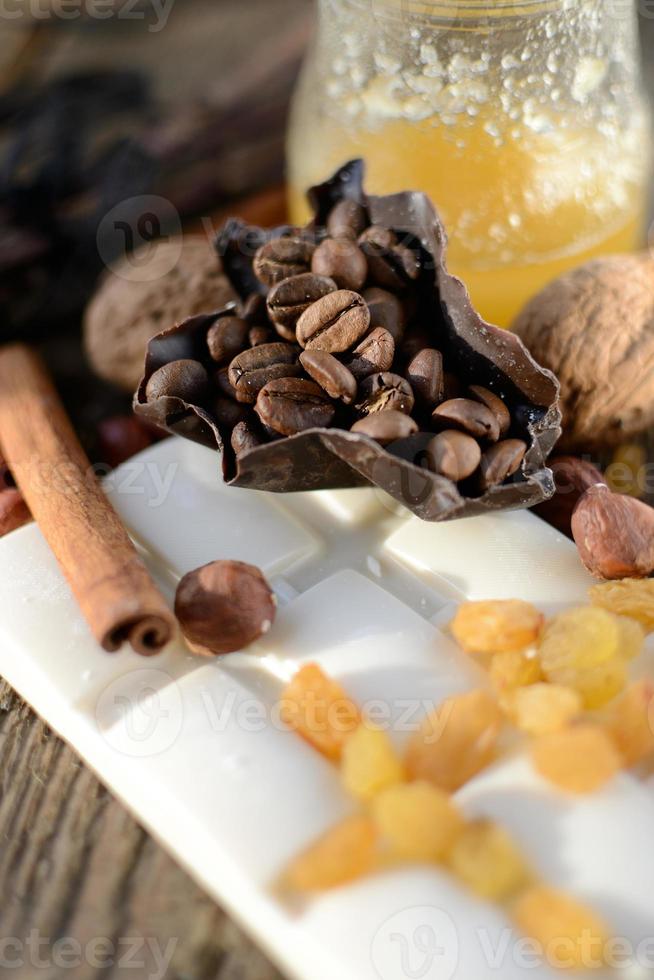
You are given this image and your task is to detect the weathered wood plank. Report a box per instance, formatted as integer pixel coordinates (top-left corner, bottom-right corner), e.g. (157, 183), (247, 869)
(0, 681), (284, 980)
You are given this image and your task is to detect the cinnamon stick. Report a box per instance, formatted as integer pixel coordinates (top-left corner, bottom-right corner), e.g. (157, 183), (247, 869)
(0, 344), (175, 656)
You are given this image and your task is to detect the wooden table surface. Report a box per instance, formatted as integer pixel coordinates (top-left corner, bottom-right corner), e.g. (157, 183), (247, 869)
(1, 11), (653, 980)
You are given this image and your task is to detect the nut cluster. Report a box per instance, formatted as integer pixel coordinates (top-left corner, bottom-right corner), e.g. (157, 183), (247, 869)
(144, 201), (527, 493)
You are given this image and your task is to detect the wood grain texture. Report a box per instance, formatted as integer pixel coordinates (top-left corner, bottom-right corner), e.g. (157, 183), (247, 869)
(0, 680), (283, 980)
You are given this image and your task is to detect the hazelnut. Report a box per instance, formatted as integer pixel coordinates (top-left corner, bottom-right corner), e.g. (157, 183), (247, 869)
(571, 484), (654, 580)
(96, 415), (155, 469)
(533, 455), (605, 537)
(175, 560), (276, 655)
(513, 254), (654, 451)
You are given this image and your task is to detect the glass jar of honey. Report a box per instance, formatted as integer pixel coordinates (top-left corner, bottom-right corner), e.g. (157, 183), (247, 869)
(287, 0), (651, 327)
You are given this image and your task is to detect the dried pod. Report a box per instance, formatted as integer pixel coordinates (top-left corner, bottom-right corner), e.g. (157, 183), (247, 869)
(571, 484), (654, 579)
(136, 162), (560, 520)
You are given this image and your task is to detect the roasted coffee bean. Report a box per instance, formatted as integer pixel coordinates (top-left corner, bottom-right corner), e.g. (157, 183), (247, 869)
(311, 239), (367, 292)
(399, 324), (435, 363)
(426, 431), (481, 482)
(231, 420), (262, 456)
(299, 350), (357, 404)
(432, 398), (500, 441)
(406, 348), (444, 409)
(359, 225), (396, 250)
(253, 237), (315, 287)
(228, 343), (301, 404)
(145, 359), (209, 404)
(255, 377), (336, 435)
(206, 316), (249, 364)
(327, 199), (368, 241)
(267, 272), (337, 339)
(469, 385), (511, 438)
(363, 287), (406, 342)
(358, 372), (415, 415)
(297, 289), (370, 353)
(242, 293), (267, 324)
(249, 325), (276, 346)
(359, 225), (420, 291)
(213, 398), (251, 429)
(479, 439), (527, 489)
(215, 366), (237, 399)
(175, 560), (276, 656)
(351, 410), (418, 445)
(345, 327), (395, 380)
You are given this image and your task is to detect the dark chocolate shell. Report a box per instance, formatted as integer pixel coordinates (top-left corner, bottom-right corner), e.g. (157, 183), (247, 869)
(134, 161), (561, 521)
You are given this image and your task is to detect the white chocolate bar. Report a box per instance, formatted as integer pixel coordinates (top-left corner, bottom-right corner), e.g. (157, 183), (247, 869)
(0, 437), (650, 980)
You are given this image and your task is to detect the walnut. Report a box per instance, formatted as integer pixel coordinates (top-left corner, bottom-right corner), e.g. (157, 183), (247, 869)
(84, 237), (236, 393)
(513, 254), (654, 451)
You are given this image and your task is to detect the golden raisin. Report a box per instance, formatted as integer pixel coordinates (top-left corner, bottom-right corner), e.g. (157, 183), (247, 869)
(590, 578), (654, 632)
(448, 819), (530, 901)
(451, 600), (543, 655)
(405, 689), (503, 792)
(371, 781), (463, 863)
(502, 684), (582, 736)
(531, 724), (622, 794)
(489, 649), (542, 695)
(604, 679), (654, 766)
(341, 724), (404, 802)
(280, 663), (361, 761)
(539, 607), (627, 709)
(284, 814), (378, 891)
(513, 885), (610, 971)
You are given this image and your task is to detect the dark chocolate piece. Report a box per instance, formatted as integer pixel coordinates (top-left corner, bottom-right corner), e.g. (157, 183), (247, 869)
(135, 162), (560, 521)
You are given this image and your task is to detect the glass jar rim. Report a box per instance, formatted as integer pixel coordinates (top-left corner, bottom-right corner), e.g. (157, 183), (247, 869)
(335, 0), (582, 20)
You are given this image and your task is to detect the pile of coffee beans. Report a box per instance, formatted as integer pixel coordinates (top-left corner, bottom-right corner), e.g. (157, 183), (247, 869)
(144, 201), (528, 493)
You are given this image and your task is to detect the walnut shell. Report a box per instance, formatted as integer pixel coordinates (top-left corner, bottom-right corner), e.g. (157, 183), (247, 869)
(84, 237), (236, 392)
(513, 255), (654, 451)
